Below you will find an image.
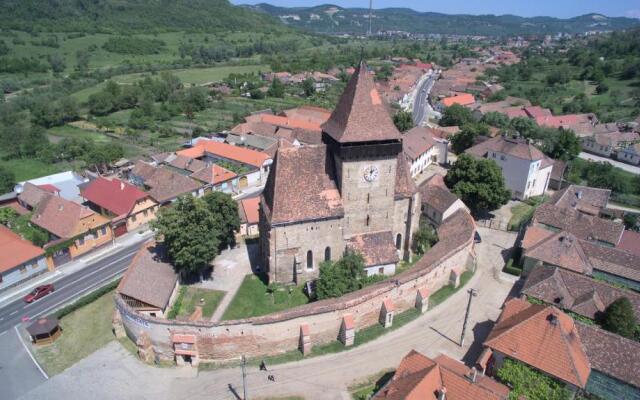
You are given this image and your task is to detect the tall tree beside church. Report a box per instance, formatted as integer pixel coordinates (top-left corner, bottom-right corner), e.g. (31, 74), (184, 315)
(393, 110), (414, 132)
(202, 191), (240, 249)
(151, 195), (220, 276)
(315, 251), (366, 300)
(444, 154), (511, 214)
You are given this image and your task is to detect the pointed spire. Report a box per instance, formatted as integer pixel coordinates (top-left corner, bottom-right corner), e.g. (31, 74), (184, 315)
(322, 61), (401, 144)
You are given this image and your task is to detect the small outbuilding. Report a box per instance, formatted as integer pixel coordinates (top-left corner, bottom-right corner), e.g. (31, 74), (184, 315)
(27, 316), (61, 345)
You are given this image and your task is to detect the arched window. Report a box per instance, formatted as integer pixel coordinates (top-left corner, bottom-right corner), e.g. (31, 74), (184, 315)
(306, 250), (313, 270)
(324, 246), (331, 262)
(396, 233), (402, 250)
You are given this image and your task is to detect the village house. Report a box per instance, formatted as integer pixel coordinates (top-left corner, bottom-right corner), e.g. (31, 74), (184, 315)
(177, 140), (272, 190)
(618, 143), (640, 166)
(522, 264), (640, 321)
(548, 185), (611, 216)
(582, 131), (640, 158)
(238, 197), (259, 237)
(402, 126), (448, 177)
(117, 243), (178, 318)
(477, 298), (640, 400)
(419, 175), (469, 227)
(260, 62), (421, 284)
(0, 225), (50, 291)
(437, 92), (475, 112)
(80, 177), (158, 237)
(17, 171), (88, 205)
(189, 164), (238, 194)
(466, 136), (554, 200)
(373, 350), (509, 399)
(129, 161), (203, 205)
(30, 193), (113, 266)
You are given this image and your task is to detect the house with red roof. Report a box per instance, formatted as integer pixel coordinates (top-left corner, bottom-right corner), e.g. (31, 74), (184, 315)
(238, 197), (260, 237)
(438, 93), (476, 111)
(0, 225), (49, 290)
(80, 177), (158, 237)
(478, 298), (640, 399)
(177, 139), (272, 190)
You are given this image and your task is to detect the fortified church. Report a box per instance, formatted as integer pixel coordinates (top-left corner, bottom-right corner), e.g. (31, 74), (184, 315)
(260, 62), (421, 284)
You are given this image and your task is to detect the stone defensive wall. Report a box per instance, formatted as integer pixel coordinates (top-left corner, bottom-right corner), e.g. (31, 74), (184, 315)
(114, 209), (477, 364)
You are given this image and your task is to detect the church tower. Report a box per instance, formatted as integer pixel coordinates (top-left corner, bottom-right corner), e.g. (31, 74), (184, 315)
(322, 61), (403, 237)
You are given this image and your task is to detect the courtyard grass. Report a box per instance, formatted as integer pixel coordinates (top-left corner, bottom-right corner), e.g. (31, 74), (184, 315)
(221, 274), (310, 321)
(169, 286), (226, 320)
(428, 269), (474, 309)
(508, 202), (535, 231)
(349, 370), (395, 400)
(34, 289), (116, 376)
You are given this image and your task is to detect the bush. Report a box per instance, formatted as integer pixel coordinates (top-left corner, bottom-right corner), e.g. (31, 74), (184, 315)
(497, 359), (572, 400)
(103, 37), (166, 55)
(503, 259), (522, 276)
(55, 278), (121, 319)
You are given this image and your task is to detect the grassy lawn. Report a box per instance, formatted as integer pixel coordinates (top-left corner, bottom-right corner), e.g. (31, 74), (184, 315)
(169, 286), (226, 320)
(34, 289), (115, 376)
(508, 202), (535, 231)
(113, 64), (270, 85)
(349, 370), (395, 400)
(0, 156), (65, 181)
(221, 275), (310, 321)
(48, 124), (112, 144)
(429, 269), (474, 309)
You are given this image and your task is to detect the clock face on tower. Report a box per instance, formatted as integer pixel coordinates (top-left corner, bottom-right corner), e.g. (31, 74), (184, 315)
(363, 165), (379, 182)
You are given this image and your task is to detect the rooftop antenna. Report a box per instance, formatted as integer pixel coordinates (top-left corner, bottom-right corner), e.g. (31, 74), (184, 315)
(367, 0), (373, 37)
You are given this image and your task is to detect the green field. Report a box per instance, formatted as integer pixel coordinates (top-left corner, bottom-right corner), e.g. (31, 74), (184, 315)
(222, 275), (310, 320)
(169, 286), (226, 319)
(34, 289), (116, 376)
(0, 156), (65, 182)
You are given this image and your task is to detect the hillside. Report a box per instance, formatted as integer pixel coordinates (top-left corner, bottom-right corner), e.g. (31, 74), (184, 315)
(245, 3), (640, 36)
(0, 0), (286, 33)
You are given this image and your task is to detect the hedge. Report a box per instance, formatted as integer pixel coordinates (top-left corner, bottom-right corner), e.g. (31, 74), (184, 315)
(54, 278), (121, 319)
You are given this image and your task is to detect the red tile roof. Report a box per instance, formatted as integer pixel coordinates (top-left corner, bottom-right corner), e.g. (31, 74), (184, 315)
(38, 184), (60, 194)
(240, 197), (260, 225)
(81, 177), (149, 217)
(177, 141), (270, 168)
(189, 164), (237, 185)
(618, 230), (640, 257)
(403, 127), (435, 161)
(31, 194), (107, 239)
(373, 350), (509, 400)
(442, 93), (475, 107)
(322, 61), (402, 144)
(0, 225), (45, 273)
(484, 298), (591, 388)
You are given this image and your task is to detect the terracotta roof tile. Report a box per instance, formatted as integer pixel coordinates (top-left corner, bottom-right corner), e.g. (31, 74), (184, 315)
(177, 141), (270, 168)
(131, 162), (202, 204)
(523, 264), (640, 321)
(261, 145), (343, 225)
(484, 298), (591, 388)
(117, 244), (178, 310)
(403, 127), (435, 160)
(394, 153), (417, 199)
(18, 183), (49, 209)
(523, 230), (593, 275)
(466, 136), (549, 162)
(240, 197), (260, 225)
(31, 194), (108, 239)
(0, 225), (45, 273)
(442, 93), (475, 107)
(549, 185), (610, 214)
(322, 61), (401, 144)
(346, 231), (400, 267)
(81, 177), (150, 217)
(419, 181), (459, 214)
(189, 164), (237, 185)
(618, 230), (640, 257)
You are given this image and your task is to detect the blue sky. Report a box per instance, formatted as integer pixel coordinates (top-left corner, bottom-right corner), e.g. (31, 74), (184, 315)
(231, 0), (640, 19)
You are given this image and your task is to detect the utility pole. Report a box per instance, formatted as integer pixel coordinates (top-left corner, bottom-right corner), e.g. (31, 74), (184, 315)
(460, 288), (477, 347)
(241, 355), (248, 400)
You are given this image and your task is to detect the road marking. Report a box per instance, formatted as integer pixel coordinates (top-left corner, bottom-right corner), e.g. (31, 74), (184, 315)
(9, 310), (17, 316)
(14, 325), (49, 380)
(0, 330), (7, 336)
(53, 250), (138, 292)
(28, 267), (128, 321)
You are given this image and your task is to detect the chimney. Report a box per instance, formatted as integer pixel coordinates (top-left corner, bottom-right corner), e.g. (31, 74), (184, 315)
(548, 313), (559, 326)
(438, 387), (447, 400)
(120, 181), (125, 191)
(58, 204), (64, 211)
(469, 367), (478, 383)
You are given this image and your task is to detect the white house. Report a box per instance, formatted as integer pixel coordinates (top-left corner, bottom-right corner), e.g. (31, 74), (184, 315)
(418, 174), (469, 227)
(402, 127), (448, 178)
(466, 136), (554, 200)
(619, 143), (640, 166)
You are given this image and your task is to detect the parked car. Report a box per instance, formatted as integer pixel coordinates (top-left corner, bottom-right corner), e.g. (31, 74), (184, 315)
(23, 284), (55, 303)
(474, 231), (482, 244)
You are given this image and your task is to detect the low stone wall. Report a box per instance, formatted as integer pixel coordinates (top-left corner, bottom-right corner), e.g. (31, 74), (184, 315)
(115, 209), (477, 363)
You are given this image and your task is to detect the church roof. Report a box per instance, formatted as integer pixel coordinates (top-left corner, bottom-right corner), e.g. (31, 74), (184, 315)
(322, 61), (402, 144)
(261, 145), (343, 225)
(394, 153), (417, 199)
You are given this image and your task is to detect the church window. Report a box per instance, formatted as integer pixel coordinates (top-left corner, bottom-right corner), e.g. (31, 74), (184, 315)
(367, 193), (370, 204)
(366, 215), (370, 226)
(324, 247), (331, 262)
(306, 251), (313, 270)
(396, 234), (402, 250)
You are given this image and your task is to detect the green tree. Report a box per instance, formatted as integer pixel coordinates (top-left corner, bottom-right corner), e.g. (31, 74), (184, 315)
(302, 78), (316, 97)
(599, 297), (638, 339)
(444, 154), (511, 214)
(48, 54), (66, 74)
(439, 104), (474, 127)
(496, 359), (571, 400)
(202, 191), (240, 249)
(412, 224), (438, 255)
(0, 165), (15, 193)
(543, 128), (581, 161)
(75, 49), (90, 73)
(151, 196), (221, 276)
(481, 111), (509, 128)
(450, 124), (488, 154)
(249, 88), (265, 99)
(267, 78), (285, 98)
(393, 110), (414, 132)
(316, 251), (365, 300)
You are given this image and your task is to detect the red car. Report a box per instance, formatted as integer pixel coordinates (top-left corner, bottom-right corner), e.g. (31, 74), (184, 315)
(23, 284), (54, 303)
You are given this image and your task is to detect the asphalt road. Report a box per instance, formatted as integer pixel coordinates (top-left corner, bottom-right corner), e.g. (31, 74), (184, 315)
(0, 242), (144, 400)
(412, 74), (437, 126)
(579, 152), (640, 175)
